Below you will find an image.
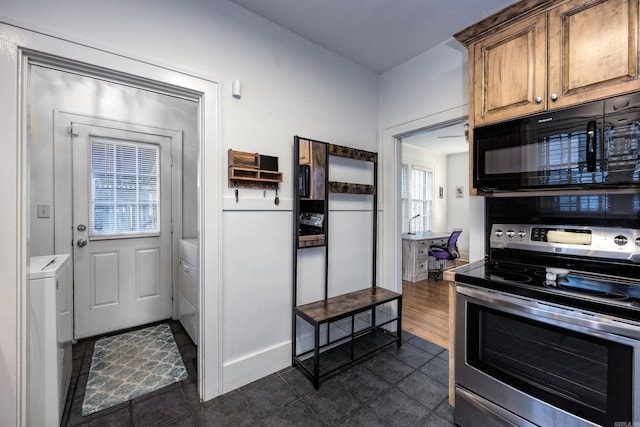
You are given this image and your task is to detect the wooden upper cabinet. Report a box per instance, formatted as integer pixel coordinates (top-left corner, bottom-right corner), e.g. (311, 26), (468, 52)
(460, 0), (640, 126)
(473, 13), (547, 125)
(548, 0), (640, 109)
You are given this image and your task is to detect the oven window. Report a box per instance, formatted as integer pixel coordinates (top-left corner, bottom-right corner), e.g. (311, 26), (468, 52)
(466, 303), (633, 426)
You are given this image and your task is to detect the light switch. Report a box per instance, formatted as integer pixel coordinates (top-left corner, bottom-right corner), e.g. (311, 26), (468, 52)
(37, 204), (51, 218)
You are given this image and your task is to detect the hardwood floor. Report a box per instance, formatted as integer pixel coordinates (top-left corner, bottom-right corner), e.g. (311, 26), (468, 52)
(402, 276), (450, 349)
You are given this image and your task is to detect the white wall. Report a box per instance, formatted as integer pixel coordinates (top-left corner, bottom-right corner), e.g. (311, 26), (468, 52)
(379, 39), (469, 129)
(447, 152), (470, 259)
(2, 0), (379, 401)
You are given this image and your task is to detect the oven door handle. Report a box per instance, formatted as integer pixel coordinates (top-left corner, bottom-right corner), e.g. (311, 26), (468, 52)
(456, 386), (538, 427)
(586, 120), (597, 172)
(456, 284), (640, 341)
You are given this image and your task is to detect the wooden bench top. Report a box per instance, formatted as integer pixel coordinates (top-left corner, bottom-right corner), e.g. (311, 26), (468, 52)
(295, 287), (401, 325)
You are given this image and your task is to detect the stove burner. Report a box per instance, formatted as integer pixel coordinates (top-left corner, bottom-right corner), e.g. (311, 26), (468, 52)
(542, 280), (630, 300)
(486, 271), (532, 283)
(491, 263), (528, 273)
(557, 284), (629, 301)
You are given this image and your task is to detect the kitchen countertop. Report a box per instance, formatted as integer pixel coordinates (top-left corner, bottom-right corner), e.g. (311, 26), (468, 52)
(401, 231), (450, 241)
(442, 258), (484, 282)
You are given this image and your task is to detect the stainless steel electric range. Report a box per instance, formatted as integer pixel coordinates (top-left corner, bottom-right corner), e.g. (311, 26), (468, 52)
(454, 223), (640, 427)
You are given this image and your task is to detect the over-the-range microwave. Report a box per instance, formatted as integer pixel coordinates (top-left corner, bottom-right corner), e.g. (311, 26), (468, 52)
(473, 91), (640, 192)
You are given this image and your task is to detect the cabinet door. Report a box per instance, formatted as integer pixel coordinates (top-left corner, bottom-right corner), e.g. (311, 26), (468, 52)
(472, 13), (547, 126)
(548, 0), (640, 109)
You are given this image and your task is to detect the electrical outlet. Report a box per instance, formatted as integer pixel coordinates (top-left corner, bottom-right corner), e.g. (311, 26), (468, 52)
(37, 204), (50, 218)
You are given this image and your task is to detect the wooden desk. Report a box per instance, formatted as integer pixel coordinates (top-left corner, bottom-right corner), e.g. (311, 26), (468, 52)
(402, 231), (451, 282)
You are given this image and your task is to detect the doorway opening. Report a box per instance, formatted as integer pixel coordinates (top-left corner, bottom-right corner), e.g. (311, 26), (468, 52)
(397, 116), (470, 349)
(399, 118), (469, 259)
(28, 64), (198, 340)
(27, 62), (201, 417)
(16, 44), (221, 420)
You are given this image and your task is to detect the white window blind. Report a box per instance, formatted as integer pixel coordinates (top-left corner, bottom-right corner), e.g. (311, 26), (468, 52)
(401, 163), (433, 233)
(89, 138), (160, 238)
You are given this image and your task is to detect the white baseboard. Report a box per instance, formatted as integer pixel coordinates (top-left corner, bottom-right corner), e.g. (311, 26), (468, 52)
(222, 341), (291, 393)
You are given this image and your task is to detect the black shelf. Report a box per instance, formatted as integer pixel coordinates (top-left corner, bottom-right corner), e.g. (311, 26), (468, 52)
(295, 327), (399, 381)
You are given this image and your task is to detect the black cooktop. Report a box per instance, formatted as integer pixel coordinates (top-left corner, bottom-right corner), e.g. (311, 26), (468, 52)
(454, 260), (640, 322)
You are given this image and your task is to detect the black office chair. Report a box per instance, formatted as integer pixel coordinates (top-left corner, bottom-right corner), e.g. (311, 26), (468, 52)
(428, 228), (462, 281)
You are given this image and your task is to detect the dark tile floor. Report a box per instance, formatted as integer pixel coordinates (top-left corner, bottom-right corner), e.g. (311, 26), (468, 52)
(62, 322), (454, 426)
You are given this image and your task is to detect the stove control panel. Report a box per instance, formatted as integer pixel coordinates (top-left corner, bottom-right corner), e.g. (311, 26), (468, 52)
(490, 224), (640, 262)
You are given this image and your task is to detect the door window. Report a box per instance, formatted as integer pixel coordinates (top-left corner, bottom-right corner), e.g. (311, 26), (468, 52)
(89, 138), (160, 239)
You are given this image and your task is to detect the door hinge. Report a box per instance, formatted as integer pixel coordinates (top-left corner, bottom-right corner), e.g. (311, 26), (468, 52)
(171, 222), (174, 234)
(170, 155), (174, 167)
(67, 126), (79, 137)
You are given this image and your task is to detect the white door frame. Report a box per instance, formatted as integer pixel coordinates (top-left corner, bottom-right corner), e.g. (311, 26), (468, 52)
(0, 21), (222, 426)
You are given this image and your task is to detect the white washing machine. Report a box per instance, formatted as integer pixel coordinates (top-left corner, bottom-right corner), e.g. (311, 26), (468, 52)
(27, 254), (73, 427)
(179, 239), (198, 344)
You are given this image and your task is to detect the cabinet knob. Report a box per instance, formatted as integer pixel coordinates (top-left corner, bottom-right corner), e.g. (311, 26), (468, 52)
(534, 96), (542, 103)
(550, 93), (558, 101)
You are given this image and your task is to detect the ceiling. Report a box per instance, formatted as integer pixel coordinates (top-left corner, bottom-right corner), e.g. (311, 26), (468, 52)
(402, 120), (469, 154)
(229, 0), (518, 74)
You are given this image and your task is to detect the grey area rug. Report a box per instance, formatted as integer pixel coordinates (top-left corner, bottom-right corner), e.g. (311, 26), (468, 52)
(82, 323), (188, 416)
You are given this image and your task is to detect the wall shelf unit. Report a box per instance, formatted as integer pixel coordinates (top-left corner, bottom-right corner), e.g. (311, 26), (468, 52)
(228, 149), (283, 189)
(292, 136), (401, 389)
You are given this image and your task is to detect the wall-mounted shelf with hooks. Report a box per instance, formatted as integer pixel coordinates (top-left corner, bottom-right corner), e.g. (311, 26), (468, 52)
(228, 149), (283, 189)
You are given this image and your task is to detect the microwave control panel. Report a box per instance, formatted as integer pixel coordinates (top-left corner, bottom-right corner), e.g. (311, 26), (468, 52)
(605, 124), (640, 172)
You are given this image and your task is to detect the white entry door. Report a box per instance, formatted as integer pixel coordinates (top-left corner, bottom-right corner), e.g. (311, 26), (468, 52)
(71, 123), (174, 338)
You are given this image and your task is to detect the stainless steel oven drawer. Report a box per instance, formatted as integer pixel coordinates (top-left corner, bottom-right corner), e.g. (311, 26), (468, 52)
(455, 386), (536, 427)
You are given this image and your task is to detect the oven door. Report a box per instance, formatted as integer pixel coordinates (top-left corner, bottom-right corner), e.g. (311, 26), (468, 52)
(455, 284), (639, 427)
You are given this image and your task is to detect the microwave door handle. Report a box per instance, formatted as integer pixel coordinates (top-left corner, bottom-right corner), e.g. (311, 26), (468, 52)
(586, 120), (597, 172)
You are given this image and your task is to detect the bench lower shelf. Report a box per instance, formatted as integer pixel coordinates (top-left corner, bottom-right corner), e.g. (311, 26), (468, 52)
(293, 287), (402, 389)
(294, 327), (399, 382)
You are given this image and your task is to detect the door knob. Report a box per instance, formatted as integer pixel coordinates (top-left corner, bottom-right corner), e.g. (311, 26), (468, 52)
(76, 238), (88, 248)
(534, 96), (542, 103)
(550, 93), (558, 101)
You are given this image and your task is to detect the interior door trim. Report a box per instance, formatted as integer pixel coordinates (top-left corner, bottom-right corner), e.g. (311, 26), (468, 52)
(0, 23), (222, 426)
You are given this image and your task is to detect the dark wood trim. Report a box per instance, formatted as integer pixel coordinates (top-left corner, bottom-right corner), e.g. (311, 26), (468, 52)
(328, 144), (378, 162)
(328, 181), (376, 195)
(453, 0), (557, 46)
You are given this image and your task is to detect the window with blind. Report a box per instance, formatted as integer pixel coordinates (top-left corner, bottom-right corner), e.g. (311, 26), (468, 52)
(401, 163), (433, 233)
(89, 138), (160, 239)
